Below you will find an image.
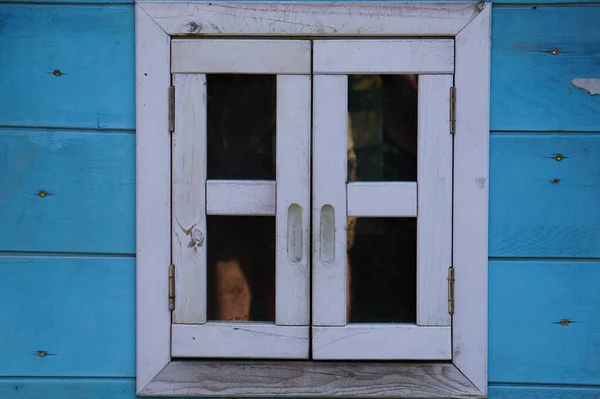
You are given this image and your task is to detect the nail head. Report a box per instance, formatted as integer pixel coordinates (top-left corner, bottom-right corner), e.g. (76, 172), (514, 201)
(53, 69), (62, 77)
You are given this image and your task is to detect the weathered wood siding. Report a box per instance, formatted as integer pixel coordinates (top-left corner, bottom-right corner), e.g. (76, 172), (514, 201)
(0, 0), (599, 398)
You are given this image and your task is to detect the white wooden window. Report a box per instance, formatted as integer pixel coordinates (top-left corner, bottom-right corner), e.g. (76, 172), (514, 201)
(135, 2), (491, 398)
(312, 40), (454, 360)
(170, 39), (312, 359)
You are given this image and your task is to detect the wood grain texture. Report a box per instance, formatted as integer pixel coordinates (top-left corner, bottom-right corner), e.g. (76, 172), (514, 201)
(313, 40), (454, 74)
(491, 6), (600, 132)
(346, 183), (417, 217)
(312, 75), (348, 327)
(276, 75), (311, 326)
(172, 74), (207, 325)
(0, 257), (134, 377)
(312, 325), (451, 360)
(172, 40), (311, 74)
(141, 2), (479, 37)
(172, 323), (309, 359)
(142, 360), (483, 398)
(489, 133), (600, 258)
(417, 75), (453, 327)
(135, 4), (172, 392)
(489, 384), (600, 399)
(0, 4), (134, 130)
(0, 129), (135, 254)
(489, 260), (600, 385)
(206, 181), (276, 215)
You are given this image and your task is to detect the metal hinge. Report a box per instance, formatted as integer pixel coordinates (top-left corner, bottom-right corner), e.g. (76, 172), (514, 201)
(169, 264), (175, 311)
(448, 266), (455, 315)
(449, 87), (456, 134)
(168, 86), (175, 133)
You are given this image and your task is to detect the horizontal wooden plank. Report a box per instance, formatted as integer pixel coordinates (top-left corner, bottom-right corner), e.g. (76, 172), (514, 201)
(312, 325), (451, 360)
(0, 378), (139, 399)
(143, 360), (483, 398)
(14, 0), (600, 4)
(141, 2), (479, 37)
(172, 40), (311, 74)
(489, 384), (600, 399)
(0, 129), (135, 254)
(314, 40), (454, 74)
(489, 260), (600, 385)
(491, 7), (600, 131)
(0, 4), (134, 129)
(206, 180), (276, 215)
(0, 257), (135, 377)
(4, 379), (600, 399)
(489, 133), (600, 258)
(347, 182), (417, 217)
(172, 323), (309, 359)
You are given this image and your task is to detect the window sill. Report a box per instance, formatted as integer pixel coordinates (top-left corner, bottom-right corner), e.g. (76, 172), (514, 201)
(139, 360), (485, 398)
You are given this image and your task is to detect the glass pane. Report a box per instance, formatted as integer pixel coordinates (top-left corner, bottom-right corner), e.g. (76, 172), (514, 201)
(207, 74), (276, 180)
(207, 216), (276, 322)
(347, 75), (418, 182)
(347, 217), (416, 323)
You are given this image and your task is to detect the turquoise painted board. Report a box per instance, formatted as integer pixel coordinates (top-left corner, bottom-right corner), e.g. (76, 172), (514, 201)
(490, 384), (600, 399)
(489, 133), (600, 258)
(491, 7), (600, 132)
(0, 129), (135, 254)
(0, 4), (134, 130)
(0, 257), (135, 377)
(0, 378), (137, 399)
(0, 378), (190, 399)
(489, 260), (600, 385)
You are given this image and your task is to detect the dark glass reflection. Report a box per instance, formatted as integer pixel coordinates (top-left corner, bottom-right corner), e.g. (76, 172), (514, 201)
(347, 217), (417, 323)
(347, 75), (418, 183)
(207, 74), (276, 180)
(207, 216), (276, 322)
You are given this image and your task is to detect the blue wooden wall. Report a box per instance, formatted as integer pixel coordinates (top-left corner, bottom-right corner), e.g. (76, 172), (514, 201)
(0, 0), (599, 397)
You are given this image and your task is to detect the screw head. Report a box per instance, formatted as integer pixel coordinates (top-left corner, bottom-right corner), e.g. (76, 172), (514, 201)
(192, 229), (204, 246)
(53, 69), (62, 77)
(37, 350), (47, 357)
(38, 190), (48, 198)
(554, 154), (564, 162)
(550, 48), (560, 56)
(560, 319), (570, 327)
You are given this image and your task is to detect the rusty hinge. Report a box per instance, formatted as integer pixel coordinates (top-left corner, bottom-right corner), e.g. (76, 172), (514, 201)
(449, 86), (456, 134)
(448, 266), (455, 315)
(168, 86), (175, 133)
(169, 264), (175, 311)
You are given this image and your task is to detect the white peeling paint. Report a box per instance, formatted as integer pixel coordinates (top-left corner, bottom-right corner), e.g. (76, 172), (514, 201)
(571, 78), (600, 95)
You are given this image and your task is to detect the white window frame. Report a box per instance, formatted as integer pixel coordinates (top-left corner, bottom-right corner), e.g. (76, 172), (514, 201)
(135, 2), (491, 398)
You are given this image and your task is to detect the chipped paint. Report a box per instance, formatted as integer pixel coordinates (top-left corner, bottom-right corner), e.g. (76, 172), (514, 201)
(571, 78), (600, 95)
